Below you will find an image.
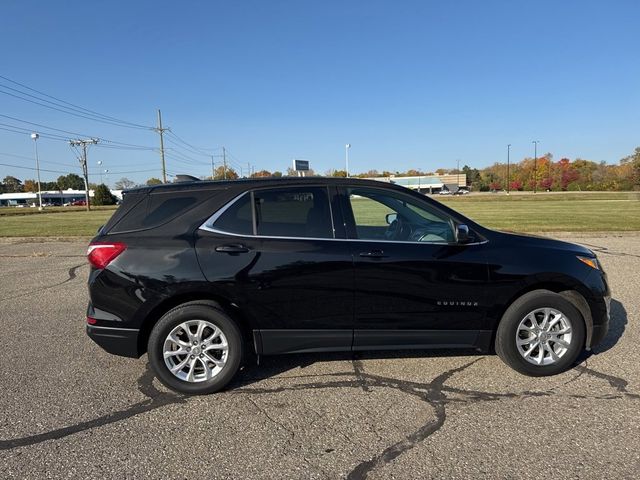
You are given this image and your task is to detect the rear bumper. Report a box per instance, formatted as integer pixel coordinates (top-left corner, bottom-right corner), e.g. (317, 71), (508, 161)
(86, 325), (141, 358)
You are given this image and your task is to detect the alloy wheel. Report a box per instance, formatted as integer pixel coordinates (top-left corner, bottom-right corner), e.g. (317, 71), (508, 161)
(516, 308), (573, 366)
(163, 320), (229, 382)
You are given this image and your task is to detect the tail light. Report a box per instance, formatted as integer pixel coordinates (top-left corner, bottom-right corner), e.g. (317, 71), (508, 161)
(87, 242), (127, 269)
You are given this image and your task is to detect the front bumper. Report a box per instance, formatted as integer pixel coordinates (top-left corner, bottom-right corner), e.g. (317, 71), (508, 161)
(590, 295), (610, 348)
(86, 325), (141, 358)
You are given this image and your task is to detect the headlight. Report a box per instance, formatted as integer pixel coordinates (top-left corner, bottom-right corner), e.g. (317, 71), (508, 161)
(577, 256), (599, 270)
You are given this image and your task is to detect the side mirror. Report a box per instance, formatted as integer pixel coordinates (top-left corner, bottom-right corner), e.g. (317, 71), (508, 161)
(456, 224), (471, 243)
(385, 213), (397, 225)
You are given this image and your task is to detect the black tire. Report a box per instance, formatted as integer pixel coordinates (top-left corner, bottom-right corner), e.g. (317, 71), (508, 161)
(148, 301), (243, 395)
(495, 290), (585, 376)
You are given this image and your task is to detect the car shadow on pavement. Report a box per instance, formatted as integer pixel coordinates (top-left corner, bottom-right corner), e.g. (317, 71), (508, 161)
(591, 298), (626, 354)
(231, 348), (485, 390)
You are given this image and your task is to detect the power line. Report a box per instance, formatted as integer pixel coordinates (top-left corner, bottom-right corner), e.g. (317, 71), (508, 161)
(0, 114), (157, 150)
(164, 142), (210, 164)
(0, 151), (37, 162)
(0, 162), (74, 175)
(95, 143), (156, 151)
(0, 88), (157, 131)
(0, 113), (155, 150)
(0, 113), (91, 138)
(0, 161), (160, 177)
(165, 153), (208, 167)
(222, 148), (249, 175)
(0, 75), (154, 130)
(0, 124), (68, 141)
(89, 168), (159, 175)
(165, 130), (213, 157)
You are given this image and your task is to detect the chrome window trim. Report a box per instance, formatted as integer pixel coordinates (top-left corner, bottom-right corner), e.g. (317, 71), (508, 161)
(201, 191), (250, 232)
(199, 227), (487, 246)
(199, 186), (488, 246)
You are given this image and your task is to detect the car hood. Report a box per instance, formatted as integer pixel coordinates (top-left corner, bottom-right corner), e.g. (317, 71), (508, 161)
(492, 230), (595, 256)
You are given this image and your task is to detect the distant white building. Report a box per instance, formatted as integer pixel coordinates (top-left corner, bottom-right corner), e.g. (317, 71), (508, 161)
(366, 174), (467, 194)
(0, 188), (123, 207)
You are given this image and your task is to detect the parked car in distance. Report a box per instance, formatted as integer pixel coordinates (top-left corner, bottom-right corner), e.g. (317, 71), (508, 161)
(86, 177), (610, 395)
(71, 200), (87, 206)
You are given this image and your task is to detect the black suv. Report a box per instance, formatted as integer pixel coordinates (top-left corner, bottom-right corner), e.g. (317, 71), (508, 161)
(86, 178), (610, 394)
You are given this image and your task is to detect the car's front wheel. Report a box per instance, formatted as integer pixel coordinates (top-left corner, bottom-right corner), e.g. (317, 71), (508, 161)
(148, 302), (243, 394)
(495, 290), (585, 376)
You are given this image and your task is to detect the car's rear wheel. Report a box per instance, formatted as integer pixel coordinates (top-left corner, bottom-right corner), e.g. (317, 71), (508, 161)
(148, 302), (243, 394)
(495, 290), (585, 376)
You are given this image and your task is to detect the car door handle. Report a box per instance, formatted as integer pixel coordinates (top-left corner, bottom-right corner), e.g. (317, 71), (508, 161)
(215, 244), (250, 254)
(359, 250), (388, 258)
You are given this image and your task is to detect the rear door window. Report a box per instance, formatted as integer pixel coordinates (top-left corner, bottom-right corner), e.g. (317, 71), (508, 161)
(254, 187), (334, 238)
(206, 186), (334, 239)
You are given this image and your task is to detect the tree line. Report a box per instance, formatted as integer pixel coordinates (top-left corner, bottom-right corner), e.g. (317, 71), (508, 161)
(462, 147), (640, 192)
(3, 146), (639, 195)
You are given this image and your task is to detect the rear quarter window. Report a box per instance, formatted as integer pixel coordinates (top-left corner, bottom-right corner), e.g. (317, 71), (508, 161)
(108, 189), (215, 233)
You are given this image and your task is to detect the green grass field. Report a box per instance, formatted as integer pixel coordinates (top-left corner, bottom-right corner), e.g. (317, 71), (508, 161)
(0, 192), (638, 237)
(0, 208), (117, 237)
(437, 191), (640, 232)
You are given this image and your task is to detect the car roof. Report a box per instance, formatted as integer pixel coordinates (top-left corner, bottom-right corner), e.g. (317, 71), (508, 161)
(124, 176), (398, 195)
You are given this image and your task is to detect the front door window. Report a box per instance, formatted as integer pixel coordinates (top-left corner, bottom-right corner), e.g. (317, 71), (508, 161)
(347, 188), (455, 243)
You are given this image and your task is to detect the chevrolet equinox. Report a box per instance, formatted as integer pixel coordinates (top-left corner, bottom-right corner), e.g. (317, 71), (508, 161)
(86, 178), (610, 394)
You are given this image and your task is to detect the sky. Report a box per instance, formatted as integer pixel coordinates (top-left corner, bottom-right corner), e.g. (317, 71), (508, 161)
(1, 0), (639, 187)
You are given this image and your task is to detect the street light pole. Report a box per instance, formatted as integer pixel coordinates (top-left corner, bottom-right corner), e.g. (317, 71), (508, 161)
(456, 159), (460, 189)
(98, 160), (103, 185)
(507, 144), (511, 195)
(532, 140), (539, 194)
(345, 144), (351, 177)
(30, 133), (43, 210)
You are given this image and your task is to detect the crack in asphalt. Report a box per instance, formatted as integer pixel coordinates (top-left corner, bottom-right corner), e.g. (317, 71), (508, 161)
(233, 359), (639, 479)
(352, 354), (370, 392)
(573, 364), (640, 399)
(345, 360), (480, 480)
(0, 263), (86, 304)
(0, 359), (637, 480)
(0, 366), (185, 451)
(578, 242), (640, 259)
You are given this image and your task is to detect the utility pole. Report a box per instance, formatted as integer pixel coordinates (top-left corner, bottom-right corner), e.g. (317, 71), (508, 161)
(532, 140), (539, 194)
(247, 162), (251, 178)
(30, 133), (43, 210)
(345, 144), (351, 177)
(456, 159), (460, 189)
(155, 109), (169, 183)
(69, 138), (99, 211)
(210, 155), (215, 180)
(507, 144), (511, 195)
(222, 147), (227, 180)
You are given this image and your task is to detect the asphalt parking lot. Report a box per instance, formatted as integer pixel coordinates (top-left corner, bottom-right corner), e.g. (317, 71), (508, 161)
(1, 235), (638, 479)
